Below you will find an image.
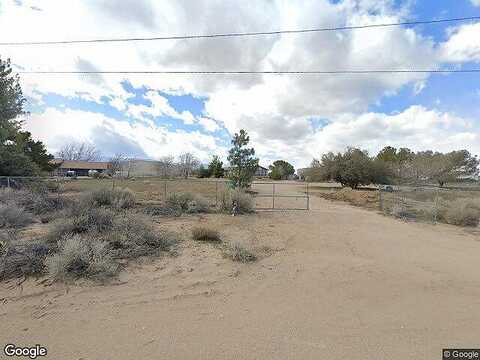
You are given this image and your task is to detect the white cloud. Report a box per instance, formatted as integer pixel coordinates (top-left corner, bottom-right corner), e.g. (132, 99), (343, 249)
(23, 108), (225, 162)
(198, 117), (220, 132)
(471, 0), (480, 6)
(440, 23), (480, 62)
(1, 0), (480, 169)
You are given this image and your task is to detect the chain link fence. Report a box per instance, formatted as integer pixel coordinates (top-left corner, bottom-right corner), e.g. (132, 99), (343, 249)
(0, 176), (232, 207)
(379, 185), (480, 226)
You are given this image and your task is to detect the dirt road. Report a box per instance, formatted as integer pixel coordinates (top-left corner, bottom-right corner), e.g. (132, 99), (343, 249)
(2, 196), (480, 359)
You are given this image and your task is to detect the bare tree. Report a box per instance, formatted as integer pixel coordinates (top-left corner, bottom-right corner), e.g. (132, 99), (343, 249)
(108, 153), (125, 177)
(57, 142), (102, 161)
(178, 153), (200, 179)
(156, 155), (174, 178)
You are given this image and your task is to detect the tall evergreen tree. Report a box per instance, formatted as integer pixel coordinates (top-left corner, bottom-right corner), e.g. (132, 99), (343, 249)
(227, 130), (258, 188)
(0, 57), (55, 176)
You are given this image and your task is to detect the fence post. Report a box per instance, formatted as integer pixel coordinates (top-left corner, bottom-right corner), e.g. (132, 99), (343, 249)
(7, 177), (10, 188)
(433, 188), (439, 224)
(272, 183), (276, 210)
(215, 180), (218, 208)
(379, 188), (383, 212)
(164, 181), (167, 200)
(306, 182), (310, 210)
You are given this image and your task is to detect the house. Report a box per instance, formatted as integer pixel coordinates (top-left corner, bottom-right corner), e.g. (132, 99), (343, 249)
(254, 165), (269, 177)
(51, 160), (110, 177)
(224, 165), (269, 178)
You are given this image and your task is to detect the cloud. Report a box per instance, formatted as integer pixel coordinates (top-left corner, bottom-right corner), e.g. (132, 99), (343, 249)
(88, 0), (156, 29)
(75, 57), (104, 85)
(471, 0), (480, 6)
(2, 0), (480, 169)
(198, 117), (220, 132)
(439, 23), (480, 63)
(23, 108), (226, 162)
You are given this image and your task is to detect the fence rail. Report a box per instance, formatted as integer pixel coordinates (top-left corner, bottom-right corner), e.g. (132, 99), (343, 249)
(0, 176), (311, 211)
(378, 185), (480, 225)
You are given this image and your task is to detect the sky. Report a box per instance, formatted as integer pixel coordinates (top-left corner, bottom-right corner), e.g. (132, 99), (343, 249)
(1, 0), (480, 168)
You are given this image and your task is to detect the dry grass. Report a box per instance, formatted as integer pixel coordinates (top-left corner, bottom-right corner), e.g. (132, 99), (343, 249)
(192, 226), (221, 242)
(224, 243), (257, 263)
(218, 188), (254, 214)
(45, 234), (118, 282)
(438, 198), (480, 227)
(166, 193), (210, 214)
(0, 203), (34, 229)
(316, 188), (379, 209)
(83, 188), (136, 209)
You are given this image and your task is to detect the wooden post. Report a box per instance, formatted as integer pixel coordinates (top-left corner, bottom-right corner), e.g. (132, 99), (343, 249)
(306, 182), (309, 210)
(215, 180), (218, 207)
(164, 181), (167, 200)
(379, 188), (383, 212)
(272, 183), (275, 210)
(7, 177), (10, 188)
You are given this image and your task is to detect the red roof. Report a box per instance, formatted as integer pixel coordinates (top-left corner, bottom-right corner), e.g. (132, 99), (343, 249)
(51, 159), (109, 170)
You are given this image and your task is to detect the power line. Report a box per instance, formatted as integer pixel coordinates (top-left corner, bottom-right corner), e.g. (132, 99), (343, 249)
(17, 69), (480, 75)
(2, 16), (480, 46)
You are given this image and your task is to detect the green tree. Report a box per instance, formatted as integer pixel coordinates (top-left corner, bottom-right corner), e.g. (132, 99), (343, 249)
(0, 57), (55, 176)
(14, 131), (55, 172)
(208, 155), (224, 178)
(227, 129), (259, 189)
(196, 164), (211, 178)
(417, 150), (479, 187)
(0, 58), (25, 143)
(317, 148), (389, 189)
(269, 160), (295, 180)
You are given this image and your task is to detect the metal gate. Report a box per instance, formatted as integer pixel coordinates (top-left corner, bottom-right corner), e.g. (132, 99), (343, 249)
(250, 182), (310, 210)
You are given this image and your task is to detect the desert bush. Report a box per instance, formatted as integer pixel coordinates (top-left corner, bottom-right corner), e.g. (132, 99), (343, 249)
(84, 188), (136, 209)
(143, 204), (182, 217)
(166, 193), (194, 211)
(0, 203), (34, 228)
(45, 234), (118, 281)
(166, 193), (210, 214)
(441, 198), (480, 227)
(0, 187), (70, 215)
(103, 214), (179, 258)
(0, 230), (51, 281)
(218, 188), (254, 214)
(192, 226), (221, 242)
(186, 196), (210, 213)
(46, 207), (115, 243)
(225, 243), (257, 263)
(390, 204), (413, 219)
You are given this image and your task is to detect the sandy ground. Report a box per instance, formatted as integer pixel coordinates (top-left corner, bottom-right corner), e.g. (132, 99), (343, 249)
(2, 195), (480, 360)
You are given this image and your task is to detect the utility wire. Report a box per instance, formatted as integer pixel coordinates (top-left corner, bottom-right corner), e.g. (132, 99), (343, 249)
(17, 69), (480, 75)
(2, 16), (480, 46)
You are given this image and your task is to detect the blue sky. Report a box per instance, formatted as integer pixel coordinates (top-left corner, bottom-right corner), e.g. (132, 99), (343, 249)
(1, 0), (480, 167)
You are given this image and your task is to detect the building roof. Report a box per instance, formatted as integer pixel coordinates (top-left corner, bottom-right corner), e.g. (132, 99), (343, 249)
(51, 159), (110, 170)
(225, 165), (269, 171)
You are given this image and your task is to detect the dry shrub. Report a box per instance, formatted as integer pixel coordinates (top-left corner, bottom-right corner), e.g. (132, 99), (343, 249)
(225, 243), (257, 263)
(0, 203), (34, 228)
(46, 207), (115, 244)
(440, 198), (480, 227)
(84, 188), (136, 209)
(0, 231), (51, 281)
(390, 204), (413, 219)
(318, 188), (379, 209)
(103, 214), (179, 258)
(166, 193), (210, 214)
(45, 234), (118, 282)
(0, 187), (70, 215)
(218, 188), (254, 214)
(192, 226), (221, 242)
